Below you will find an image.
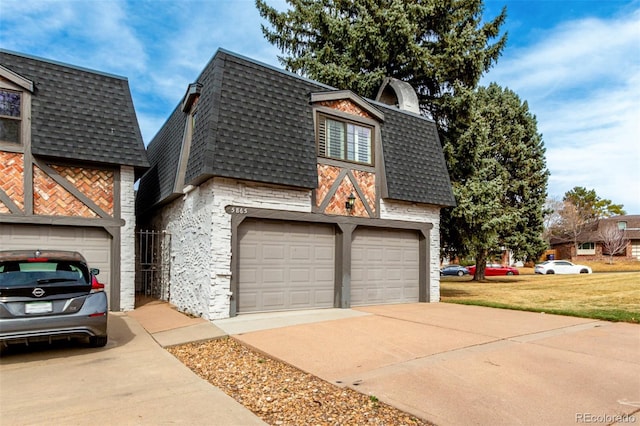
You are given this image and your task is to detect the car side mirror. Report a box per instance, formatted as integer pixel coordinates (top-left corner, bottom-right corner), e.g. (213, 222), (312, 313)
(91, 268), (100, 276)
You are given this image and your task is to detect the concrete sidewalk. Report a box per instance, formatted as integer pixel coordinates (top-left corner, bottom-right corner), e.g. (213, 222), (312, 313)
(0, 308), (266, 425)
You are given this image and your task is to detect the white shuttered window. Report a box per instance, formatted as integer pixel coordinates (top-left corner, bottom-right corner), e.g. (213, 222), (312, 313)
(318, 115), (373, 165)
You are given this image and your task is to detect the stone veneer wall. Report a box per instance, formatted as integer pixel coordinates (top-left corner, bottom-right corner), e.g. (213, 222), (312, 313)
(155, 177), (441, 319)
(120, 166), (136, 311)
(379, 199), (442, 302)
(156, 178), (312, 320)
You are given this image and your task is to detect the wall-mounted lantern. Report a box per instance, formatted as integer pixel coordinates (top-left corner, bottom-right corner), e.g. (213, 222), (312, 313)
(346, 193), (356, 210)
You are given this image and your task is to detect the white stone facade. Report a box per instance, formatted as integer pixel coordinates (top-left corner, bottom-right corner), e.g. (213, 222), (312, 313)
(153, 177), (442, 319)
(156, 178), (311, 319)
(119, 166), (137, 311)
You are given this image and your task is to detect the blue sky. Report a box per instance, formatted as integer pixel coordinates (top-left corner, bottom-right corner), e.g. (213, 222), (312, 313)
(1, 0), (639, 213)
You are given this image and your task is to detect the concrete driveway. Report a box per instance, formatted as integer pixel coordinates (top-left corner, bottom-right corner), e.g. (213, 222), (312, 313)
(0, 312), (265, 425)
(229, 303), (640, 426)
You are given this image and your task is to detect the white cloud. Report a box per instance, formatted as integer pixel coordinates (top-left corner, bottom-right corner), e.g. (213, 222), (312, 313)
(2, 0), (147, 76)
(484, 8), (640, 213)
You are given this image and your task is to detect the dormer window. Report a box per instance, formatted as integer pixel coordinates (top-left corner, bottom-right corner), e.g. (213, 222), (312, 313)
(318, 114), (373, 165)
(0, 89), (21, 144)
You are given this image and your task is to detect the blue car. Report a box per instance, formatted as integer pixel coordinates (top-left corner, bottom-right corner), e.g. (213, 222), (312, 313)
(440, 265), (470, 276)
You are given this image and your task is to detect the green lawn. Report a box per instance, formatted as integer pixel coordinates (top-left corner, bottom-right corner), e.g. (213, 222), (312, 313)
(440, 272), (640, 323)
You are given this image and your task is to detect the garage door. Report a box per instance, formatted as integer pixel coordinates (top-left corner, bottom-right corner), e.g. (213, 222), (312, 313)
(0, 224), (112, 303)
(351, 227), (419, 306)
(238, 219), (335, 313)
(632, 241), (640, 260)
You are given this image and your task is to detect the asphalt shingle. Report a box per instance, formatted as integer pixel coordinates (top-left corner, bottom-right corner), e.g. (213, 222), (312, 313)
(137, 48), (455, 214)
(0, 50), (149, 176)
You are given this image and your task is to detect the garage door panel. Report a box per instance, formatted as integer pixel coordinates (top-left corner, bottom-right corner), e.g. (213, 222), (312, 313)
(351, 227), (419, 306)
(314, 246), (333, 260)
(262, 292), (285, 308)
(262, 268), (285, 284)
(290, 291), (311, 306)
(290, 268), (311, 282)
(315, 267), (334, 282)
(0, 224), (112, 306)
(263, 245), (285, 260)
(238, 220), (335, 313)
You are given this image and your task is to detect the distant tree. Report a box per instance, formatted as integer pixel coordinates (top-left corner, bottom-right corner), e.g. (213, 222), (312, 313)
(440, 84), (549, 280)
(544, 187), (627, 253)
(563, 186), (625, 222)
(598, 223), (629, 265)
(557, 200), (587, 254)
(542, 196), (564, 243)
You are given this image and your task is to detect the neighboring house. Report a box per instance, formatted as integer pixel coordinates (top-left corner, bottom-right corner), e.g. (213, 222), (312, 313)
(136, 49), (455, 320)
(550, 215), (640, 261)
(0, 50), (149, 311)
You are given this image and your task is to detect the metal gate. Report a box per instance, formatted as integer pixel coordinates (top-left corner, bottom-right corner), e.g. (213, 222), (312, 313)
(136, 230), (171, 301)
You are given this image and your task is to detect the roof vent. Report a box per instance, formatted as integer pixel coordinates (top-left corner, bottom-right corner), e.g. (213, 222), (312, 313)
(375, 77), (419, 114)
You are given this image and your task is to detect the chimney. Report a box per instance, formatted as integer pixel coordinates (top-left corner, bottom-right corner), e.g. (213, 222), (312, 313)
(375, 77), (419, 114)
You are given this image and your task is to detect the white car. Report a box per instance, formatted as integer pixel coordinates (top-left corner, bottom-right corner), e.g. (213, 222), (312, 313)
(535, 260), (592, 275)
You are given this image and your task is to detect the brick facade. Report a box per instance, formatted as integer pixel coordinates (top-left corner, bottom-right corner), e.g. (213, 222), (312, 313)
(0, 150), (115, 218)
(0, 152), (25, 212)
(316, 164), (376, 218)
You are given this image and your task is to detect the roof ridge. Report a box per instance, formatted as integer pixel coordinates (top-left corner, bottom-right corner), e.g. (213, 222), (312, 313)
(215, 48), (436, 124)
(0, 48), (128, 81)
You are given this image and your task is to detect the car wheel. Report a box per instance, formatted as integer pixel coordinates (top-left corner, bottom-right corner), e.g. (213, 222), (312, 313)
(457, 270), (464, 276)
(580, 269), (589, 274)
(546, 270), (555, 274)
(89, 335), (108, 347)
(506, 271), (514, 276)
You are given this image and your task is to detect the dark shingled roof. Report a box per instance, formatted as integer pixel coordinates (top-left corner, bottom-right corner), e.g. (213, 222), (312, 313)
(0, 50), (149, 176)
(377, 104), (455, 206)
(137, 49), (455, 214)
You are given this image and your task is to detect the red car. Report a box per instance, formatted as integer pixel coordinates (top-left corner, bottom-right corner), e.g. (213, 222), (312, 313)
(467, 263), (519, 276)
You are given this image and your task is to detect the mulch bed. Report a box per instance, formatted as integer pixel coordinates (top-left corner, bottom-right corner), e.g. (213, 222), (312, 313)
(167, 337), (434, 425)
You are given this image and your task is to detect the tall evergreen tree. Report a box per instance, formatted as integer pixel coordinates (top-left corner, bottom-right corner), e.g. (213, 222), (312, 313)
(441, 84), (549, 279)
(256, 0), (506, 126)
(257, 0), (548, 280)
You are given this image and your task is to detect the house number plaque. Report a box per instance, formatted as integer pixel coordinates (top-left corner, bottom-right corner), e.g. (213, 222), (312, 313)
(227, 206), (248, 214)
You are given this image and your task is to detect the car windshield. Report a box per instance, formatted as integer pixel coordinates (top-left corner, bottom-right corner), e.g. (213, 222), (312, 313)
(0, 260), (90, 286)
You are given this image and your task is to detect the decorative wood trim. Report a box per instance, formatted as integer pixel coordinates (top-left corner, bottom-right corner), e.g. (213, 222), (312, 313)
(335, 223), (356, 308)
(0, 213), (124, 227)
(311, 91), (384, 122)
(23, 143), (33, 216)
(174, 112), (194, 193)
(0, 187), (22, 214)
(0, 65), (34, 92)
(107, 225), (121, 311)
(314, 105), (380, 128)
(32, 158), (112, 219)
(374, 125), (388, 204)
(346, 170), (375, 218)
(317, 157), (375, 173)
(317, 168), (349, 212)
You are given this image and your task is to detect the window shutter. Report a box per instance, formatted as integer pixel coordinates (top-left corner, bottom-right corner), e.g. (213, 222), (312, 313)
(318, 119), (326, 156)
(327, 119), (344, 158)
(357, 127), (371, 163)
